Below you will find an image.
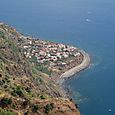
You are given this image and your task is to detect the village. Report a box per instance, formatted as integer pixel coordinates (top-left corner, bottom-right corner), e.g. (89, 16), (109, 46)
(18, 36), (82, 65)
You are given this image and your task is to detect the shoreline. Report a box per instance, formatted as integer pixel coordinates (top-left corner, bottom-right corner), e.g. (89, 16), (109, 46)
(57, 49), (90, 85)
(56, 49), (90, 102)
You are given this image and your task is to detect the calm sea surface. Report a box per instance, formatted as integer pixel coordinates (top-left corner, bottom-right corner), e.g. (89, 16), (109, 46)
(1, 0), (115, 115)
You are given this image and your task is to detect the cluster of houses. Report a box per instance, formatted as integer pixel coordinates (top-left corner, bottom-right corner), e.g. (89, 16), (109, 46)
(19, 36), (81, 64)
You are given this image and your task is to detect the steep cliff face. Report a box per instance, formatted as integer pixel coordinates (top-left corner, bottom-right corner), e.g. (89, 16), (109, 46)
(0, 23), (80, 115)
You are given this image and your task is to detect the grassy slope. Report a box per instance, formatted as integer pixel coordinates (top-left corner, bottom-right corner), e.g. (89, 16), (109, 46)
(0, 23), (80, 115)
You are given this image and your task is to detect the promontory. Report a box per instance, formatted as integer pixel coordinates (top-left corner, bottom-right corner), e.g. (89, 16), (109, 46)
(0, 23), (90, 115)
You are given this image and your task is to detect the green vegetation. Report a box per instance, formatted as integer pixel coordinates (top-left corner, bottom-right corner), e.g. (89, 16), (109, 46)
(0, 108), (17, 115)
(0, 31), (4, 38)
(11, 104), (16, 109)
(11, 86), (23, 97)
(37, 65), (52, 76)
(44, 103), (54, 114)
(29, 56), (37, 63)
(0, 98), (12, 107)
(0, 79), (5, 86)
(40, 95), (45, 99)
(25, 87), (31, 93)
(4, 77), (10, 83)
(31, 104), (39, 112)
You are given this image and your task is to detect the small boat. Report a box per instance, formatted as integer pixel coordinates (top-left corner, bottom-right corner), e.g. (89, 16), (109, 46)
(85, 19), (91, 22)
(108, 109), (112, 112)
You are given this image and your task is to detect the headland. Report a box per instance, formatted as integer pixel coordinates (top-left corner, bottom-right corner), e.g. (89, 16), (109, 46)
(0, 22), (90, 115)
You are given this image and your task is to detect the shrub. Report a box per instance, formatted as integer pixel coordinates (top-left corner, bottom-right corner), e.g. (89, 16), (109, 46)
(31, 104), (39, 112)
(0, 80), (4, 86)
(4, 85), (8, 89)
(0, 31), (4, 38)
(44, 103), (54, 113)
(11, 104), (16, 109)
(0, 98), (12, 107)
(40, 95), (45, 99)
(25, 87), (31, 93)
(11, 86), (23, 97)
(39, 78), (43, 83)
(4, 77), (10, 83)
(11, 91), (17, 97)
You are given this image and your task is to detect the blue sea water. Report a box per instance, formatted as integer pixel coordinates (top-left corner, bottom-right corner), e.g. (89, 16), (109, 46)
(0, 0), (115, 115)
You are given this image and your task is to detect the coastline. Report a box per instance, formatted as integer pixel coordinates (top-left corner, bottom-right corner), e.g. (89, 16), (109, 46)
(56, 48), (90, 106)
(57, 49), (90, 85)
(0, 22), (87, 115)
(56, 49), (90, 115)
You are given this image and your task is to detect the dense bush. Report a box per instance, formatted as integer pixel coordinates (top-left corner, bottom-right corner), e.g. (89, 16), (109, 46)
(0, 98), (12, 107)
(31, 104), (39, 112)
(44, 103), (54, 113)
(11, 86), (23, 97)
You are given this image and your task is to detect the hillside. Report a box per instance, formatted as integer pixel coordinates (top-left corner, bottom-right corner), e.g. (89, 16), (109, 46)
(0, 23), (80, 115)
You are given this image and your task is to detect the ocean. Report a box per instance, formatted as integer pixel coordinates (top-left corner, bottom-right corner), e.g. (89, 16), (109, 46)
(0, 0), (115, 115)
